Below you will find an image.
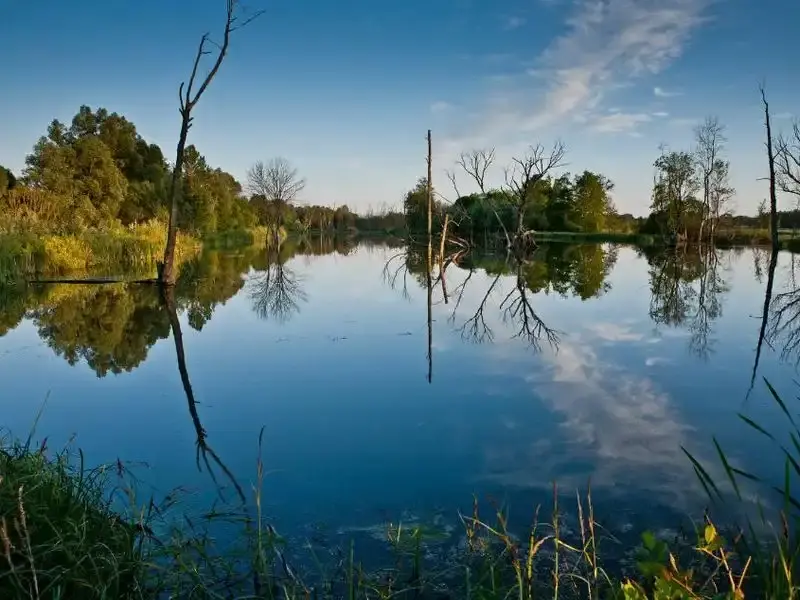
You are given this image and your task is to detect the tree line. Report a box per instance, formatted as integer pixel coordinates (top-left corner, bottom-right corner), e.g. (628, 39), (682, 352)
(400, 112), (800, 248)
(0, 106), (405, 239)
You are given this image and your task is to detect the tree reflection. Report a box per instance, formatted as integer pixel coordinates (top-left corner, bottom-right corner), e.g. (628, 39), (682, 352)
(0, 236), (346, 375)
(32, 284), (170, 376)
(161, 283), (245, 503)
(382, 242), (601, 381)
(645, 246), (728, 360)
(248, 244), (308, 324)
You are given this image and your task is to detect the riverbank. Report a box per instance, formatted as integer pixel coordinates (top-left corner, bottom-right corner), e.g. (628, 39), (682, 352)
(0, 220), (202, 282)
(529, 228), (800, 250)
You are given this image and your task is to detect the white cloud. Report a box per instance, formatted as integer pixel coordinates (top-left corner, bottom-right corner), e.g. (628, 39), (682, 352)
(586, 322), (645, 341)
(645, 356), (671, 366)
(654, 86), (683, 98)
(430, 101), (452, 114)
(590, 111), (652, 133)
(652, 111), (670, 117)
(505, 16), (526, 30)
(448, 0), (713, 147)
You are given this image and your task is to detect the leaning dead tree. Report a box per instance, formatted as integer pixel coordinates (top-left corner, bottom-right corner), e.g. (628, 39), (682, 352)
(760, 85), (779, 253)
(161, 0), (263, 285)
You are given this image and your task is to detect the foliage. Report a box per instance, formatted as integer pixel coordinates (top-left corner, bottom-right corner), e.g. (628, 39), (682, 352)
(0, 435), (143, 599)
(439, 170), (618, 242)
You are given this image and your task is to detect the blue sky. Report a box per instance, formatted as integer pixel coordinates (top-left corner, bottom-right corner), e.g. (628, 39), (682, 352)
(1, 0), (797, 216)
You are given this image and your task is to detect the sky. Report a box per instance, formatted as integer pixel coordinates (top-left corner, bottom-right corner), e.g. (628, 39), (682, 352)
(1, 0), (798, 216)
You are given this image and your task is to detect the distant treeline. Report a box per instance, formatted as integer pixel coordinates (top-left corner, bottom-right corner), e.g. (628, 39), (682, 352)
(1, 106), (795, 247)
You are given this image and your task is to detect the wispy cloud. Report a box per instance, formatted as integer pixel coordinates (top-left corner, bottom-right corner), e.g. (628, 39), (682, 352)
(652, 111), (670, 117)
(504, 16), (526, 30)
(654, 86), (683, 98)
(450, 0), (713, 147)
(430, 101), (452, 114)
(589, 111), (652, 133)
(775, 112), (795, 120)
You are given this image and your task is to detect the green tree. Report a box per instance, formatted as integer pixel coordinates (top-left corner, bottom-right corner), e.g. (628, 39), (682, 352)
(403, 177), (431, 233)
(570, 171), (615, 232)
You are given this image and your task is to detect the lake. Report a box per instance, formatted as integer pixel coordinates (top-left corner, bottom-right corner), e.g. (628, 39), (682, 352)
(1, 238), (798, 566)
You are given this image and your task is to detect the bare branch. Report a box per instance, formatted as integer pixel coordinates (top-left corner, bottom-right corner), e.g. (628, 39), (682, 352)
(456, 148), (495, 194)
(445, 169), (461, 200)
(247, 158), (306, 203)
(777, 120), (800, 202)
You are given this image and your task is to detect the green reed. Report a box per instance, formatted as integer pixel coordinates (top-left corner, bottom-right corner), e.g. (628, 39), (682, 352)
(683, 376), (800, 599)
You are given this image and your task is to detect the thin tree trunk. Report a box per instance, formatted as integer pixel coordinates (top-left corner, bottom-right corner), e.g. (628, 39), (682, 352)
(161, 119), (190, 284)
(762, 87), (779, 253)
(426, 129), (433, 383)
(427, 130), (433, 240)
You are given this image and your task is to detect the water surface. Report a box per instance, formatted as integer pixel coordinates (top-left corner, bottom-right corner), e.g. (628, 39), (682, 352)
(1, 239), (798, 553)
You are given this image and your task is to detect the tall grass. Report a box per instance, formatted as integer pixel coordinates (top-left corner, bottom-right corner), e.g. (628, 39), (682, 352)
(0, 220), (201, 279)
(683, 376), (800, 599)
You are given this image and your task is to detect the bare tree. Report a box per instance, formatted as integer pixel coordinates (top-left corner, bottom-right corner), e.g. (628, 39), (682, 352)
(247, 157), (306, 204)
(451, 148), (512, 247)
(503, 141), (566, 250)
(761, 85), (779, 253)
(161, 0), (263, 285)
(777, 120), (800, 205)
(694, 116), (728, 243)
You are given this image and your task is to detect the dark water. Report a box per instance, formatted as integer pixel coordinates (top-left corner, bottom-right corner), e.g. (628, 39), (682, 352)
(1, 239), (798, 553)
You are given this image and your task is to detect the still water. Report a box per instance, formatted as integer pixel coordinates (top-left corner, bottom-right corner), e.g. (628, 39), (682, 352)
(0, 239), (798, 552)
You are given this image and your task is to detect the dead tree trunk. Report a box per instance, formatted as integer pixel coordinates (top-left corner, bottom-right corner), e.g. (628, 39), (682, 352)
(161, 0), (263, 285)
(426, 129), (433, 383)
(761, 86), (779, 254)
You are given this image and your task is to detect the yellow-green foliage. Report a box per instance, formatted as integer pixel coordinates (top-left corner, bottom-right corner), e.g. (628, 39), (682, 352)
(42, 236), (91, 272)
(0, 220), (201, 278)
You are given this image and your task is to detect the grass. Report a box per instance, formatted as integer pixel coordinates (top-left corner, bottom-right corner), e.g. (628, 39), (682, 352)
(203, 226), (272, 250)
(0, 220), (213, 281)
(6, 378), (799, 599)
(0, 432), (143, 599)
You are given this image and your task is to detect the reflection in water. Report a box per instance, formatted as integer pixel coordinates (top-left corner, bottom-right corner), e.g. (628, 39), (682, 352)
(248, 245), (308, 324)
(645, 246), (729, 360)
(1, 237), (358, 375)
(161, 283), (246, 503)
(749, 249), (780, 395)
(479, 338), (705, 510)
(4, 238), (800, 553)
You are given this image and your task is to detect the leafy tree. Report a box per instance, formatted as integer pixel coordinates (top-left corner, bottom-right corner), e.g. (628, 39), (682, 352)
(650, 150), (700, 238)
(403, 177), (430, 233)
(570, 171), (615, 232)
